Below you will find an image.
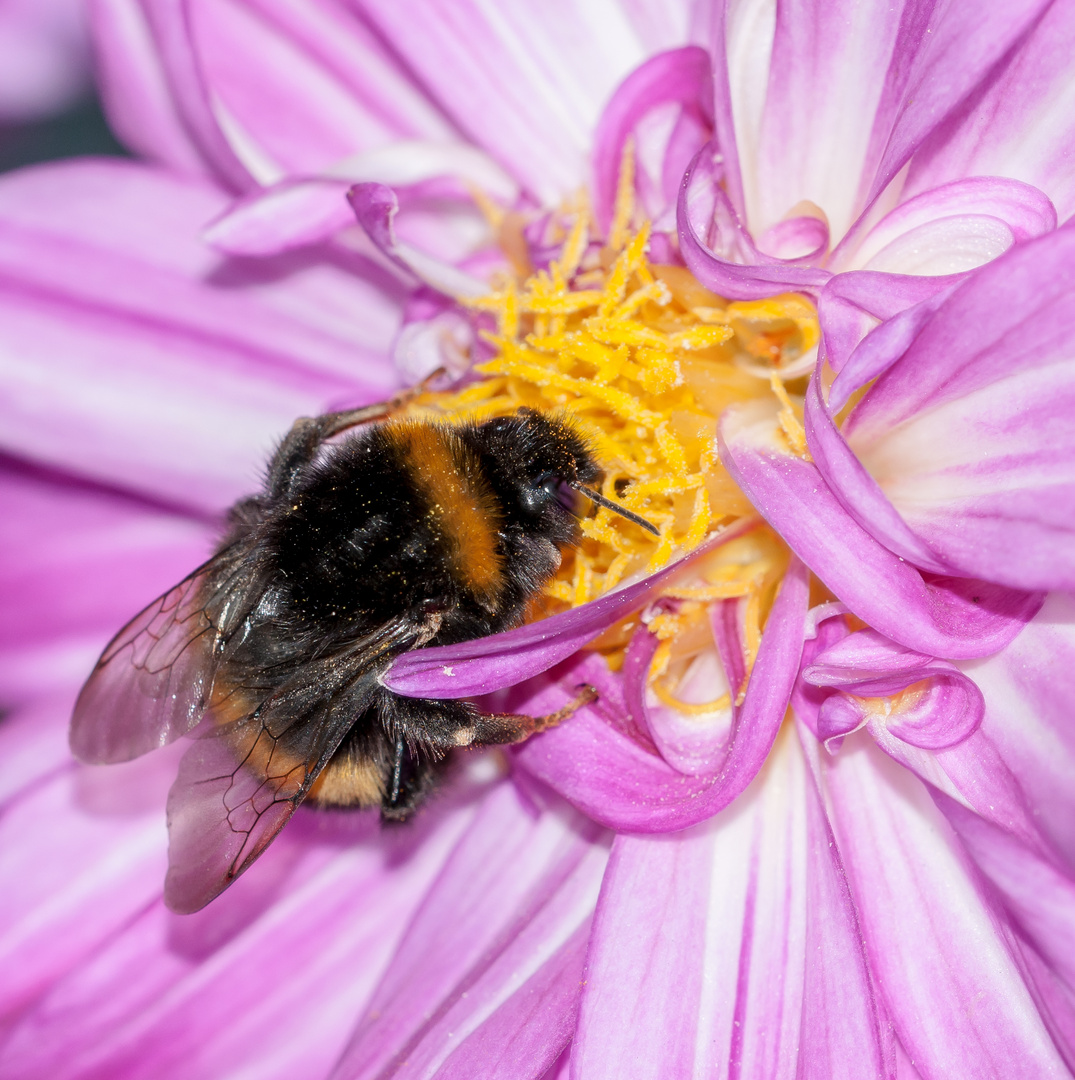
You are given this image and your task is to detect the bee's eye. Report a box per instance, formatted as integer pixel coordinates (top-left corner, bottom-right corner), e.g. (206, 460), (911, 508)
(538, 473), (577, 512)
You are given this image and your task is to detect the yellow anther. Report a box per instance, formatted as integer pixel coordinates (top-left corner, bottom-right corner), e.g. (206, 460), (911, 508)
(769, 373), (810, 458)
(608, 139), (636, 253)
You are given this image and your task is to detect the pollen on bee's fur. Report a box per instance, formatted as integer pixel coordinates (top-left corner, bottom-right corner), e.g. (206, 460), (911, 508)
(405, 155), (816, 680)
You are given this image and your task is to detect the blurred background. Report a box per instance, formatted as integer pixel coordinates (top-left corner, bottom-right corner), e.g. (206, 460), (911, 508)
(0, 0), (125, 173)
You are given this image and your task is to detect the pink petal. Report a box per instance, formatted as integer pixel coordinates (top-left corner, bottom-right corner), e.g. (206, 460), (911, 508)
(905, 0), (1075, 223)
(677, 144), (830, 301)
(355, 0), (651, 204)
(825, 734), (1070, 1077)
(573, 726), (888, 1077)
(941, 796), (1075, 1014)
(330, 781), (608, 1080)
(386, 533), (736, 699)
(967, 592), (1075, 869)
(623, 615), (733, 775)
(184, 0), (455, 182)
(0, 768), (168, 1022)
(136, 0), (255, 191)
(207, 142), (518, 258)
(838, 228), (1075, 593)
(817, 268), (962, 377)
(804, 628), (985, 751)
(204, 177), (355, 256)
(0, 465), (213, 705)
(591, 45), (713, 233)
(745, 0), (912, 243)
(0, 159), (402, 511)
(510, 556), (809, 832)
(91, 0), (207, 173)
(2, 792), (476, 1080)
(0, 0), (89, 122)
(796, 730), (892, 1079)
(839, 176), (1056, 275)
(719, 400), (1042, 659)
(864, 0), (1053, 207)
(349, 182), (487, 298)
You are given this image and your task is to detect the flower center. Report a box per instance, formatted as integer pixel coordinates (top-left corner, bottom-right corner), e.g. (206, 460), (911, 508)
(404, 181), (820, 689)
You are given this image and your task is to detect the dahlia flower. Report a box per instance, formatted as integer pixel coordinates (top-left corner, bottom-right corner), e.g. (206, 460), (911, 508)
(2, 1), (1075, 1078)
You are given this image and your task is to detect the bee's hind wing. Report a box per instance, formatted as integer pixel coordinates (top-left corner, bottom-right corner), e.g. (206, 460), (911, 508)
(161, 620), (415, 914)
(70, 546), (254, 765)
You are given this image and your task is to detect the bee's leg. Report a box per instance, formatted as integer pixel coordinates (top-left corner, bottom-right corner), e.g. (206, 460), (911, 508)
(459, 684), (598, 746)
(376, 692), (481, 821)
(381, 735), (441, 822)
(389, 734), (405, 805)
(266, 369), (449, 500)
(266, 406), (390, 499)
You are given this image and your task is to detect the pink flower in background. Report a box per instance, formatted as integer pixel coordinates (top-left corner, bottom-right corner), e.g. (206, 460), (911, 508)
(0, 0), (90, 121)
(3, 1), (1075, 1078)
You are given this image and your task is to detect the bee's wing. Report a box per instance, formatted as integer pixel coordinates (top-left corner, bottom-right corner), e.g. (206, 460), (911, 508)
(162, 621), (412, 914)
(70, 546), (253, 765)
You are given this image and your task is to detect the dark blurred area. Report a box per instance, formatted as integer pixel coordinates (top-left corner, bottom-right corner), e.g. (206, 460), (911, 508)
(0, 93), (126, 174)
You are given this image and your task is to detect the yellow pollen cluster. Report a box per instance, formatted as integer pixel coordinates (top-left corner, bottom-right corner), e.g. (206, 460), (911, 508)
(407, 187), (817, 686)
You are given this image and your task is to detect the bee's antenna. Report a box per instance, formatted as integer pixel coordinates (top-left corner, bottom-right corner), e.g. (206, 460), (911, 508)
(569, 482), (660, 537)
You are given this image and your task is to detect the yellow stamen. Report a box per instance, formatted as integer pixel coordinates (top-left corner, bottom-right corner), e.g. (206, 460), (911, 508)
(608, 138), (636, 253)
(769, 373), (810, 458)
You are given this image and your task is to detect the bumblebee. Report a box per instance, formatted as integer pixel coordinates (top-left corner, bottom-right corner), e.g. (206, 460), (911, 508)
(70, 402), (656, 912)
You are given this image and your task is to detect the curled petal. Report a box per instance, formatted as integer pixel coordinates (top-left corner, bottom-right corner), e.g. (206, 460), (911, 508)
(804, 627), (984, 751)
(592, 45), (713, 232)
(841, 176), (1056, 275)
(832, 228), (1075, 593)
(678, 144), (830, 300)
(818, 269), (961, 377)
(205, 177), (354, 257)
(622, 615), (733, 776)
(719, 400), (1042, 658)
(348, 182), (487, 298)
(511, 556), (809, 832)
(386, 533), (738, 698)
(207, 142), (519, 258)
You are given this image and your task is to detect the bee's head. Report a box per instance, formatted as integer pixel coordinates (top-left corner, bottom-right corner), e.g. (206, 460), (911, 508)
(470, 409), (597, 542)
(470, 409), (658, 545)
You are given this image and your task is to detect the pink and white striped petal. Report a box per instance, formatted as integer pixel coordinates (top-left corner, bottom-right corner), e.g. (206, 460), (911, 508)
(0, 159), (403, 511)
(831, 228), (1075, 593)
(824, 734), (1070, 1078)
(904, 0), (1075, 224)
(0, 793), (476, 1080)
(573, 725), (890, 1078)
(329, 781), (609, 1080)
(354, 0), (652, 204)
(719, 399), (1041, 658)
